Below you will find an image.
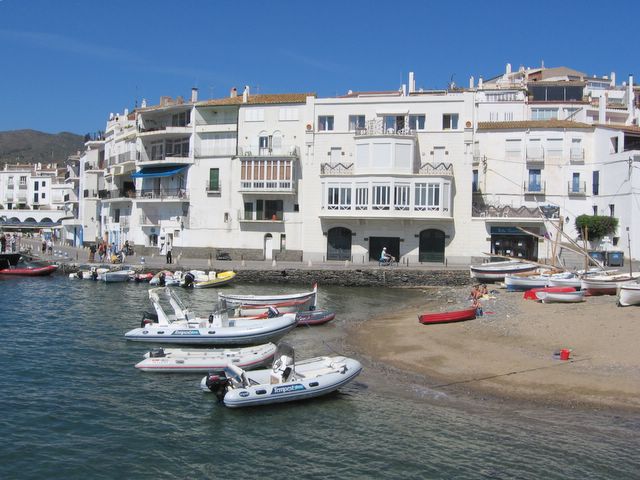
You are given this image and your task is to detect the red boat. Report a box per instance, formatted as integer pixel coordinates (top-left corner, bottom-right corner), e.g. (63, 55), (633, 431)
(523, 286), (575, 300)
(418, 307), (477, 325)
(0, 264), (58, 276)
(296, 309), (336, 326)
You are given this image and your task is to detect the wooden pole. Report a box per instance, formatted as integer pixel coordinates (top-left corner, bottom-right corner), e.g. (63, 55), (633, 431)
(627, 227), (633, 277)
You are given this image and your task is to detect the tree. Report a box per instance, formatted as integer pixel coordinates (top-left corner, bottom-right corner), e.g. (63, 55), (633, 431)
(575, 215), (618, 240)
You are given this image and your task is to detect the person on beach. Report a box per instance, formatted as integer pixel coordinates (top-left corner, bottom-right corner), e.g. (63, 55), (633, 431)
(473, 297), (483, 317)
(469, 285), (480, 300)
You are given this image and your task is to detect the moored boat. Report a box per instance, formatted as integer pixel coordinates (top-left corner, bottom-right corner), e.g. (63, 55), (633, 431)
(617, 283), (640, 307)
(295, 309), (336, 326)
(235, 297), (313, 316)
(418, 307), (477, 325)
(200, 343), (362, 408)
(535, 290), (585, 303)
(135, 343), (277, 373)
(469, 260), (537, 282)
(124, 287), (298, 345)
(581, 273), (640, 296)
(182, 270), (236, 289)
(0, 263), (58, 276)
(98, 268), (135, 282)
(219, 283), (318, 308)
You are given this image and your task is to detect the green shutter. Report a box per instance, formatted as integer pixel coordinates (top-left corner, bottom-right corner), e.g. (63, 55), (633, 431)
(209, 168), (219, 191)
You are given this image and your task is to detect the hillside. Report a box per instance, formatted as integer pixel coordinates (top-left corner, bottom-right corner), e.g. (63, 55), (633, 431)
(0, 129), (85, 165)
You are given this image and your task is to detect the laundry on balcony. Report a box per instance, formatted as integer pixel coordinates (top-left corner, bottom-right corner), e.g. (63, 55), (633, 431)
(131, 165), (188, 178)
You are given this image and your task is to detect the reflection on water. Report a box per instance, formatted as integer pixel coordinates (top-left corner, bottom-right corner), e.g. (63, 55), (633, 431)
(0, 277), (638, 479)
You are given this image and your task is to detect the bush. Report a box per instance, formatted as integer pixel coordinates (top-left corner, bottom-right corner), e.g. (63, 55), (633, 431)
(574, 215), (618, 240)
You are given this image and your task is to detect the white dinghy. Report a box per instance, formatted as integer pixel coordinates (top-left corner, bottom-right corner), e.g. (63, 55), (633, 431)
(219, 283), (318, 308)
(124, 288), (298, 345)
(135, 343), (277, 373)
(200, 343), (362, 408)
(535, 290), (586, 303)
(617, 283), (640, 307)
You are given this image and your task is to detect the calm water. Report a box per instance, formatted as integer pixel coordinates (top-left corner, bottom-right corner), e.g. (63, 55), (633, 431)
(1, 276), (638, 479)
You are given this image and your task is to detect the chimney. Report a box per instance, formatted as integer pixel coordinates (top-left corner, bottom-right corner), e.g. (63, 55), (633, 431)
(191, 87), (198, 103)
(124, 108), (129, 116)
(408, 72), (415, 93)
(469, 76), (475, 89)
(599, 92), (607, 123)
(230, 87), (237, 98)
(506, 63), (512, 75)
(141, 98), (147, 108)
(611, 72), (616, 87)
(478, 77), (483, 89)
(242, 85), (250, 103)
(401, 84), (407, 96)
(628, 74), (634, 113)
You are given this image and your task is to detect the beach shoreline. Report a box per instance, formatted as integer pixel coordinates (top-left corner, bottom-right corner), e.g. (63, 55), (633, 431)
(348, 286), (640, 412)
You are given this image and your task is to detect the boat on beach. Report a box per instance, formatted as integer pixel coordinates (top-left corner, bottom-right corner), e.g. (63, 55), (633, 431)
(469, 260), (538, 282)
(219, 282), (318, 308)
(581, 273), (640, 296)
(200, 343), (362, 408)
(124, 287), (298, 345)
(418, 307), (477, 325)
(535, 290), (585, 303)
(234, 297), (314, 316)
(523, 286), (576, 300)
(135, 343), (277, 373)
(504, 273), (550, 291)
(617, 283), (640, 306)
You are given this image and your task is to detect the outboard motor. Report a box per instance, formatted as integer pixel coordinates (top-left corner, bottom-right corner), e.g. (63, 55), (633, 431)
(183, 272), (195, 288)
(158, 272), (166, 286)
(267, 306), (279, 318)
(91, 270), (98, 281)
(149, 347), (165, 358)
(205, 373), (229, 402)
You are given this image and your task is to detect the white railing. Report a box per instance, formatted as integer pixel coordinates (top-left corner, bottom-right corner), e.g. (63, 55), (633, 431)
(237, 145), (299, 157)
(320, 163), (354, 175)
(418, 162), (454, 176)
(355, 119), (416, 137)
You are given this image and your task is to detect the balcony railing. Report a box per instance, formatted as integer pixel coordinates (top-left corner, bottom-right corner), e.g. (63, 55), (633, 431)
(418, 162), (454, 176)
(18, 184), (27, 190)
(101, 189), (136, 200)
(524, 181), (546, 194)
(136, 188), (189, 200)
(355, 119), (416, 137)
(237, 145), (299, 157)
(138, 150), (191, 163)
(239, 180), (293, 192)
(194, 147), (237, 158)
(472, 204), (548, 219)
(568, 181), (586, 195)
(7, 184), (14, 190)
(320, 162), (354, 175)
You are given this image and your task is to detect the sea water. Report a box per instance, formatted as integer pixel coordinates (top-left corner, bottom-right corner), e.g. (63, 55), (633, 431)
(0, 276), (638, 479)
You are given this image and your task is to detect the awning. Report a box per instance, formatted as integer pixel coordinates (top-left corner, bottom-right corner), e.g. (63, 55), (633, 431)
(131, 165), (187, 179)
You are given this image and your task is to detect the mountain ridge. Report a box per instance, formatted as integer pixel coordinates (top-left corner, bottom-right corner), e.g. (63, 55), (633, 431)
(0, 129), (85, 165)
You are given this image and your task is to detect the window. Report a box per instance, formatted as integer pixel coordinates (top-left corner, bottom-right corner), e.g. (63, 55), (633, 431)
(327, 184), (351, 210)
(592, 205), (598, 215)
(19, 176), (27, 186)
(486, 92), (518, 102)
(472, 170), (479, 192)
(593, 171), (599, 195)
(41, 192), (46, 199)
(372, 184), (390, 210)
(150, 141), (164, 160)
(528, 169), (542, 192)
(245, 109), (264, 122)
(355, 184), (368, 210)
(114, 208), (120, 223)
(572, 172), (580, 193)
(409, 115), (425, 130)
(531, 108), (558, 121)
(571, 139), (583, 160)
(330, 147), (342, 163)
(264, 200), (283, 220)
(318, 116), (334, 131)
(610, 137), (619, 153)
(279, 108), (299, 121)
(166, 138), (190, 157)
(259, 135), (272, 155)
(609, 204), (615, 217)
(171, 111), (190, 127)
(442, 114), (458, 130)
(383, 115), (405, 132)
(42, 181), (46, 187)
(208, 168), (219, 191)
(547, 138), (563, 158)
(394, 184), (410, 210)
(34, 182), (39, 191)
(244, 202), (254, 220)
(348, 115), (365, 131)
(414, 183), (441, 211)
(504, 112), (514, 121)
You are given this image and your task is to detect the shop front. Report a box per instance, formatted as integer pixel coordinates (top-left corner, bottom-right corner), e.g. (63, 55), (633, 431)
(490, 226), (539, 261)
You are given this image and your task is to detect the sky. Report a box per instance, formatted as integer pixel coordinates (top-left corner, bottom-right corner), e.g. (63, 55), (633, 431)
(0, 0), (639, 135)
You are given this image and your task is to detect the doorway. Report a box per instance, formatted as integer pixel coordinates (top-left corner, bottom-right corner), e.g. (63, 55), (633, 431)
(327, 227), (352, 260)
(369, 237), (400, 261)
(264, 233), (273, 260)
(419, 229), (445, 263)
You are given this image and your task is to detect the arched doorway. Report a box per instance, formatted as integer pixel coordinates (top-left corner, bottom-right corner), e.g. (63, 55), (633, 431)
(264, 233), (273, 260)
(419, 229), (445, 263)
(327, 227), (352, 260)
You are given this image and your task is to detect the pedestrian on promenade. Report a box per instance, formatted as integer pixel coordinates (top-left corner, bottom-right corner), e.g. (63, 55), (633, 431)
(166, 242), (173, 264)
(0, 233), (6, 253)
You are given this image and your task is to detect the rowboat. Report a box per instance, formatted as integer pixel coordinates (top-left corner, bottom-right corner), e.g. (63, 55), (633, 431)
(535, 290), (585, 303)
(200, 343), (362, 408)
(418, 307), (477, 325)
(0, 264), (58, 276)
(219, 283), (318, 308)
(183, 270), (236, 289)
(523, 286), (576, 300)
(469, 260), (538, 282)
(98, 268), (135, 282)
(235, 297), (313, 316)
(504, 274), (549, 291)
(135, 343), (277, 373)
(617, 283), (640, 307)
(296, 309), (336, 326)
(581, 273), (640, 296)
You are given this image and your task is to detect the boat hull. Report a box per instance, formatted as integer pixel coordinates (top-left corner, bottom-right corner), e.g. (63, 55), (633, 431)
(419, 307), (477, 325)
(536, 290), (585, 303)
(523, 286), (575, 300)
(192, 271), (236, 289)
(295, 309), (336, 326)
(618, 284), (640, 306)
(0, 265), (58, 276)
(219, 283), (318, 307)
(505, 274), (549, 291)
(469, 261), (537, 282)
(581, 274), (640, 296)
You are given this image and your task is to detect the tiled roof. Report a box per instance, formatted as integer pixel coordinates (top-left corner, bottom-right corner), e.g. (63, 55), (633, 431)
(198, 93), (314, 107)
(337, 90), (402, 98)
(594, 123), (640, 134)
(477, 120), (593, 130)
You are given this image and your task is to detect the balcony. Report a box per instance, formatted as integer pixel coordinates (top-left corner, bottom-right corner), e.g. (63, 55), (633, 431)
(239, 159), (295, 194)
(568, 181), (586, 195)
(194, 146), (237, 158)
(320, 162), (354, 175)
(83, 189), (100, 199)
(139, 215), (160, 226)
(526, 147), (545, 164)
(138, 125), (191, 138)
(135, 188), (189, 202)
(355, 119), (416, 137)
(472, 203), (550, 219)
(138, 149), (193, 166)
(238, 145), (299, 158)
(418, 162), (454, 177)
(63, 193), (78, 203)
(85, 162), (105, 173)
(472, 154), (484, 166)
(569, 147), (584, 163)
(100, 189), (135, 202)
(524, 181), (545, 194)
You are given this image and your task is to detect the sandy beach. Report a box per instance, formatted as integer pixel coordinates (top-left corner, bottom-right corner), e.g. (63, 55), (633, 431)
(350, 286), (640, 411)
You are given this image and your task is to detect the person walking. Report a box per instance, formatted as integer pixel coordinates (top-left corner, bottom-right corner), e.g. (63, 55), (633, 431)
(0, 233), (6, 253)
(166, 241), (173, 264)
